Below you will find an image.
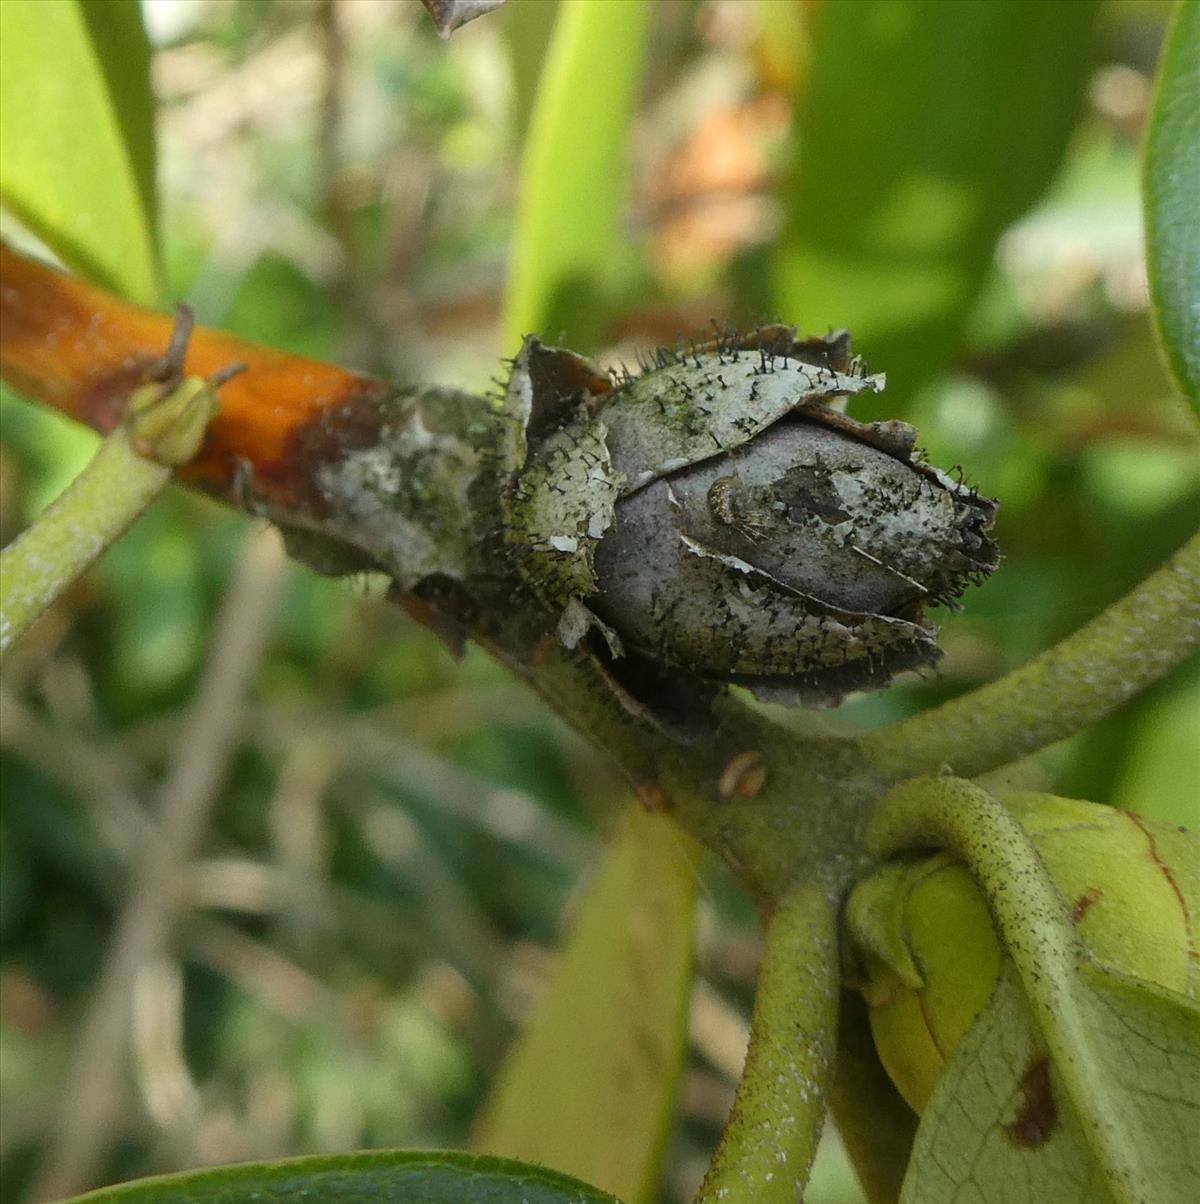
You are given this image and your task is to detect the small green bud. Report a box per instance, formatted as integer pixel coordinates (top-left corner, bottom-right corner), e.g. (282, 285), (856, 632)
(122, 305), (238, 468)
(126, 375), (221, 466)
(846, 793), (1200, 1114)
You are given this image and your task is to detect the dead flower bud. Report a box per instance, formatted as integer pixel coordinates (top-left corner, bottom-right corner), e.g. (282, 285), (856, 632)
(501, 327), (998, 734)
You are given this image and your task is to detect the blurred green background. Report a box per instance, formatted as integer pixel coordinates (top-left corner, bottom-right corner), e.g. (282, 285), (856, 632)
(0, 1), (1196, 1201)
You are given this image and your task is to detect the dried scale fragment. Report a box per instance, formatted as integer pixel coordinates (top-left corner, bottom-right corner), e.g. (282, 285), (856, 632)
(501, 326), (999, 732)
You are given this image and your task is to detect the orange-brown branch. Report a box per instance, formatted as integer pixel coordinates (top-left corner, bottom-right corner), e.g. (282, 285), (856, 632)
(0, 242), (393, 513)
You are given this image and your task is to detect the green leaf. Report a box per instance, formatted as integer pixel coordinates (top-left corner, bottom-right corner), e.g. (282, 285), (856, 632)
(1110, 675), (1200, 826)
(501, 0), (560, 147)
(474, 807), (697, 1204)
(65, 1149), (621, 1203)
(771, 0), (1100, 414)
(1145, 0), (1200, 406)
(903, 963), (1200, 1204)
(0, 0), (159, 304)
(502, 0), (651, 353)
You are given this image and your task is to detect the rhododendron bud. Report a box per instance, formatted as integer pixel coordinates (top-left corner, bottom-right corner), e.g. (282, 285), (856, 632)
(502, 327), (998, 730)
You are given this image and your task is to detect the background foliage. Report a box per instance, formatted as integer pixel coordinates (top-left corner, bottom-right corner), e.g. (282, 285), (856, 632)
(0, 1), (1196, 1202)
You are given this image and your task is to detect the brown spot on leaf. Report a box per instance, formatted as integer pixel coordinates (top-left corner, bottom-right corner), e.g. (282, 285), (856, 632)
(1071, 887), (1103, 923)
(1004, 1055), (1060, 1149)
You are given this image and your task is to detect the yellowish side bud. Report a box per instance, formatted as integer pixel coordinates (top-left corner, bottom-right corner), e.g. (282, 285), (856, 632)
(126, 376), (220, 467)
(846, 793), (1199, 1113)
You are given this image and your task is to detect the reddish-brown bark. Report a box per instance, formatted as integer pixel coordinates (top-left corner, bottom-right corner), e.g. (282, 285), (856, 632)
(0, 243), (392, 512)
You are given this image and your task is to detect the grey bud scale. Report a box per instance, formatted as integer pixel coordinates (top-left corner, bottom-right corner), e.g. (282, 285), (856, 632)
(500, 327), (998, 732)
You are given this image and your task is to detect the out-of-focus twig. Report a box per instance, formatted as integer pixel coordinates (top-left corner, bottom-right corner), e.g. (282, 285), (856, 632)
(254, 710), (595, 871)
(0, 686), (152, 861)
(29, 525), (287, 1202)
(130, 959), (201, 1134)
(268, 737), (340, 958)
(348, 789), (506, 986)
(182, 857), (333, 924)
(179, 855), (436, 970)
(183, 915), (336, 1026)
(688, 979), (750, 1084)
(121, 681), (545, 774)
(318, 0), (348, 245)
(317, 0), (372, 370)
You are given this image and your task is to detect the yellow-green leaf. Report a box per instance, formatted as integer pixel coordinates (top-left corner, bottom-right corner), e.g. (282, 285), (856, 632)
(1145, 0), (1200, 406)
(1110, 677), (1200, 826)
(474, 806), (697, 1203)
(0, 0), (159, 304)
(502, 0), (651, 353)
(903, 963), (1200, 1204)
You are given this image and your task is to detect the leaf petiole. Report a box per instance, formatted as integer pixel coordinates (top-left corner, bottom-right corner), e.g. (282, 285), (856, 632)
(694, 881), (839, 1204)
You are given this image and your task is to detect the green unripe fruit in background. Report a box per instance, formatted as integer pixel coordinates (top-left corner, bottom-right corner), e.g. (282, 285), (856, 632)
(846, 792), (1200, 1114)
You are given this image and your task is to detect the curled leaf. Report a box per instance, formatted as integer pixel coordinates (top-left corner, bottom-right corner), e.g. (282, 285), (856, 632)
(848, 792), (1199, 1113)
(853, 780), (1200, 1204)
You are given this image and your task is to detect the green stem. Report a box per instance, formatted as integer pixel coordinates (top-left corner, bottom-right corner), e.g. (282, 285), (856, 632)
(694, 882), (839, 1204)
(861, 530), (1200, 782)
(0, 426), (170, 655)
(866, 776), (1147, 1204)
(1, 323), (224, 660)
(511, 632), (881, 904)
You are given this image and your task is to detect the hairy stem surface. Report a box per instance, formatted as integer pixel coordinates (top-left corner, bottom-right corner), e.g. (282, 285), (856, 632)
(694, 882), (840, 1204)
(0, 426), (169, 654)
